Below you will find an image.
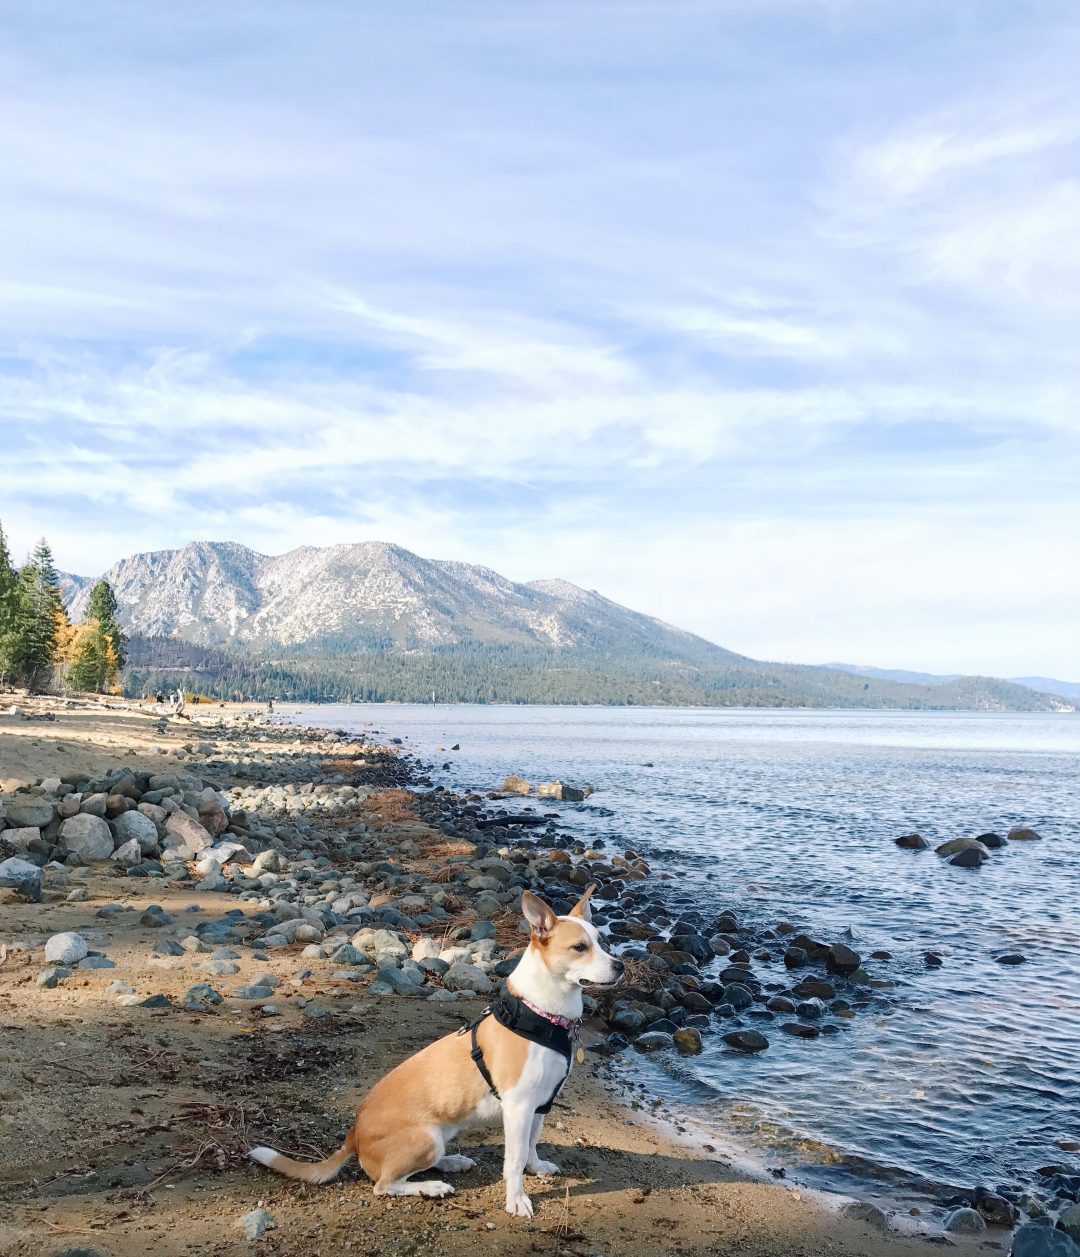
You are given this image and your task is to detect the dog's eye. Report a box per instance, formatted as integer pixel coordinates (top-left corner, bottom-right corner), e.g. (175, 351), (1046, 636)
(571, 942), (588, 953)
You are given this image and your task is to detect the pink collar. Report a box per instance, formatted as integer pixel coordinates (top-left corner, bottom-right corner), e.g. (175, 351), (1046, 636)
(519, 994), (580, 1034)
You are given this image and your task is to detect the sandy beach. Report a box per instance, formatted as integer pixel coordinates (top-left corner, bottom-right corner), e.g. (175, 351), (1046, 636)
(0, 697), (985, 1257)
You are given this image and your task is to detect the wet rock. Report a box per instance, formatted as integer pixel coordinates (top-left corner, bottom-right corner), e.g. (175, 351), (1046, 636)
(0, 856), (43, 901)
(721, 983), (754, 1011)
(609, 1007), (646, 1035)
(44, 932), (89, 965)
(943, 1207), (986, 1234)
(827, 944), (861, 976)
(950, 847), (988, 868)
(722, 1030), (769, 1053)
(936, 836), (991, 859)
(537, 780), (588, 802)
(924, 951), (944, 968)
(632, 1030), (674, 1053)
(996, 953), (1027, 966)
(1008, 826), (1043, 842)
(840, 1201), (890, 1231)
(977, 831), (1008, 849)
(783, 946), (808, 968)
(501, 775), (532, 796)
(1012, 1224), (1080, 1257)
(793, 978), (836, 1001)
(895, 833), (928, 850)
(60, 813), (114, 861)
(766, 995), (797, 1013)
(1060, 1204), (1080, 1244)
(973, 1188), (1018, 1227)
(778, 1022), (820, 1039)
(673, 1027), (703, 1055)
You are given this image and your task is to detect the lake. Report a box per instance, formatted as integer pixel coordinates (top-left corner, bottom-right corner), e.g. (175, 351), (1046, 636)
(292, 704), (1080, 1203)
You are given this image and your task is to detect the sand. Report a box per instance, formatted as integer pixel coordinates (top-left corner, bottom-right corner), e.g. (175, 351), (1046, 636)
(0, 698), (986, 1257)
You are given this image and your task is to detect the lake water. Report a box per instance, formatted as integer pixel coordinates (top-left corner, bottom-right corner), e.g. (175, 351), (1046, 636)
(293, 704), (1080, 1203)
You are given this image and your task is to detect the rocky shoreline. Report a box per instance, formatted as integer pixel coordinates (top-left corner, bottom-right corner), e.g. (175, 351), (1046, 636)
(1, 698), (1077, 1257)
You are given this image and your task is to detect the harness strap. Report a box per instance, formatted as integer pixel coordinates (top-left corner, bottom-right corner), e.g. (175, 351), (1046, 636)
(463, 988), (576, 1115)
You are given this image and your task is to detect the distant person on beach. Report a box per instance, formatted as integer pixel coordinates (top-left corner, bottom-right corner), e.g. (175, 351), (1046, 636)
(268, 698), (274, 713)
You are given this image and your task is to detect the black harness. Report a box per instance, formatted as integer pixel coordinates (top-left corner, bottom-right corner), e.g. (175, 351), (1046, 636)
(462, 986), (578, 1115)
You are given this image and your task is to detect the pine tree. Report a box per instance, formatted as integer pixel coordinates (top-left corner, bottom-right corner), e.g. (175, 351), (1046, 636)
(11, 539), (63, 692)
(0, 521), (18, 684)
(86, 579), (126, 671)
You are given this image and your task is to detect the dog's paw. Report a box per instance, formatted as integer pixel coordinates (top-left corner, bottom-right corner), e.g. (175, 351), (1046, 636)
(437, 1155), (477, 1174)
(417, 1180), (454, 1198)
(526, 1159), (561, 1176)
(505, 1191), (534, 1218)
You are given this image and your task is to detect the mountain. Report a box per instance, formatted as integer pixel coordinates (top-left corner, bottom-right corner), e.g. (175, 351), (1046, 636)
(831, 662), (1080, 704)
(61, 540), (1072, 711)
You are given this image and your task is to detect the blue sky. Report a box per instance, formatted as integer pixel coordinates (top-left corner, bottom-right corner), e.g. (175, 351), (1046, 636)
(1, 0), (1078, 676)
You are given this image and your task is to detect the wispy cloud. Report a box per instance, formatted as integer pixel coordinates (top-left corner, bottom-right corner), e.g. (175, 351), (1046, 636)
(0, 0), (1078, 675)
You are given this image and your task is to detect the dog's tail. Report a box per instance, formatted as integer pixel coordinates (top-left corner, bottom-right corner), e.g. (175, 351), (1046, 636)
(248, 1133), (355, 1185)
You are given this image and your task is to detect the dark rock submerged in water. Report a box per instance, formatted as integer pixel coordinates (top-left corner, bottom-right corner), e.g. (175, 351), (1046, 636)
(896, 832), (929, 850)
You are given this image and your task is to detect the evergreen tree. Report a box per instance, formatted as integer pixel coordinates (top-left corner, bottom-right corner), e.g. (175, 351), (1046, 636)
(11, 539), (63, 692)
(85, 579), (126, 670)
(0, 521), (18, 683)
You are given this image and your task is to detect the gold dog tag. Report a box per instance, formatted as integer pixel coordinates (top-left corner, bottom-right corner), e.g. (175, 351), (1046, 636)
(576, 1047), (586, 1064)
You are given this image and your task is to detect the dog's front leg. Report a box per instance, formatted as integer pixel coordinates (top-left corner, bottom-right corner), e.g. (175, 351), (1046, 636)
(502, 1100), (536, 1217)
(526, 1113), (560, 1176)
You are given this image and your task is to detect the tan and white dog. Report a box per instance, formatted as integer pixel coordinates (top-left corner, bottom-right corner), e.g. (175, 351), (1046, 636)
(249, 885), (622, 1218)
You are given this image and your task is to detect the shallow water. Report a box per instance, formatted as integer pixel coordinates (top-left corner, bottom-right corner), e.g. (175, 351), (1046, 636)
(293, 704), (1080, 1201)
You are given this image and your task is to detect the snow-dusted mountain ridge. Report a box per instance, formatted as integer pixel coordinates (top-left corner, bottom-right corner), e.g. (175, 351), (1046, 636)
(64, 539), (743, 663)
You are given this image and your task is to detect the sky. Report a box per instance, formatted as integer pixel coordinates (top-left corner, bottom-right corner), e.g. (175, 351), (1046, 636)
(1, 0), (1078, 678)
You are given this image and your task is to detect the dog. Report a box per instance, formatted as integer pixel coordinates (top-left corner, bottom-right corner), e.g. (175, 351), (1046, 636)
(249, 884), (622, 1217)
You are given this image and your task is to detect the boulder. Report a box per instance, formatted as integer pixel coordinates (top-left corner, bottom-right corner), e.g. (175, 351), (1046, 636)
(44, 932), (89, 965)
(895, 833), (928, 850)
(949, 848), (987, 868)
(113, 809), (160, 854)
(840, 1201), (890, 1231)
(673, 1027), (703, 1055)
(3, 798), (55, 828)
(977, 831), (1008, 849)
(722, 1030), (769, 1053)
(935, 837), (991, 859)
(609, 1006), (646, 1035)
(827, 944), (861, 975)
(443, 961), (494, 994)
(943, 1207), (986, 1234)
(537, 780), (588, 803)
(1060, 1203), (1080, 1244)
(163, 812), (212, 857)
(1008, 826), (1043, 841)
(1012, 1225), (1080, 1257)
(111, 838), (143, 867)
(501, 775), (532, 796)
(4, 827), (41, 850)
(0, 856), (43, 901)
(632, 1031), (674, 1053)
(60, 813), (114, 861)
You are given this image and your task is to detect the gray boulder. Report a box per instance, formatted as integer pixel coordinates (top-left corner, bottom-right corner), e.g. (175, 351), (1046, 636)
(113, 809), (160, 854)
(60, 813), (114, 861)
(1012, 1224), (1080, 1257)
(1008, 826), (1043, 841)
(1060, 1204), (1080, 1244)
(943, 1207), (986, 1234)
(3, 798), (55, 828)
(442, 961), (494, 993)
(44, 932), (89, 965)
(163, 812), (212, 857)
(0, 856), (43, 901)
(4, 827), (41, 850)
(936, 837), (991, 859)
(111, 838), (143, 867)
(840, 1201), (891, 1231)
(537, 779), (588, 802)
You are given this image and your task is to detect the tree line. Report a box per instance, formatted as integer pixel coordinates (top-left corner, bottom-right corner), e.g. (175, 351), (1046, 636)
(0, 521), (126, 695)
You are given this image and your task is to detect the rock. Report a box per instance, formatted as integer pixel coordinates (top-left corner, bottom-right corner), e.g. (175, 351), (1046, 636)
(113, 809), (161, 854)
(163, 812), (213, 857)
(721, 983), (754, 1011)
(951, 847), (989, 867)
(0, 856), (43, 901)
(996, 953), (1027, 965)
(3, 798), (55, 828)
(840, 1201), (890, 1231)
(376, 966), (430, 996)
(609, 1006), (646, 1035)
(79, 955), (116, 970)
(673, 1027), (703, 1055)
(443, 961), (494, 994)
(537, 780), (588, 802)
(827, 943), (861, 975)
(232, 985), (275, 1000)
(80, 792), (108, 817)
(973, 1189), (1019, 1227)
(977, 831), (1008, 849)
(111, 838), (143, 867)
(1008, 826), (1043, 842)
(501, 775), (532, 796)
(943, 1207), (986, 1234)
(235, 1207), (276, 1240)
(1012, 1224), (1080, 1257)
(182, 983), (223, 1009)
(935, 836), (991, 860)
(4, 827), (41, 850)
(895, 833), (928, 850)
(38, 966), (72, 988)
(60, 813), (115, 861)
(1060, 1204), (1080, 1244)
(778, 1022), (820, 1039)
(633, 1031), (674, 1053)
(722, 1030), (769, 1053)
(44, 932), (89, 965)
(252, 849), (283, 873)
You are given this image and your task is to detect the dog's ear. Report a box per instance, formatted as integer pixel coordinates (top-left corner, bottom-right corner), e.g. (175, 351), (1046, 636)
(522, 890), (557, 939)
(568, 884), (596, 922)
